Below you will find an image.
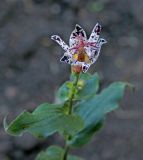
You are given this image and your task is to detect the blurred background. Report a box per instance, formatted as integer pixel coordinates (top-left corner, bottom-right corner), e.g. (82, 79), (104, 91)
(0, 0), (143, 159)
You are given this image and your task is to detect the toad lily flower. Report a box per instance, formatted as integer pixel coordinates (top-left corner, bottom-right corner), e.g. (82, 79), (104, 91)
(51, 23), (107, 73)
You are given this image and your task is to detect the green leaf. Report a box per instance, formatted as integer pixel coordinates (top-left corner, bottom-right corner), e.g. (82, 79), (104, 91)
(68, 121), (103, 147)
(69, 82), (129, 147)
(57, 73), (99, 102)
(57, 81), (73, 102)
(4, 103), (84, 138)
(36, 145), (84, 160)
(76, 73), (99, 99)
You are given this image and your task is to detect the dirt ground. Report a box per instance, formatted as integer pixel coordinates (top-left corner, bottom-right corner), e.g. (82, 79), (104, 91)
(0, 0), (143, 160)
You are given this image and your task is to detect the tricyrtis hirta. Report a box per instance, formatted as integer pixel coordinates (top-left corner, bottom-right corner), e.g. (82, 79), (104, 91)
(51, 23), (107, 73)
(4, 22), (130, 160)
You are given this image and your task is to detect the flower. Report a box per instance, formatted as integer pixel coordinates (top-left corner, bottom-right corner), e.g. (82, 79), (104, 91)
(51, 23), (107, 73)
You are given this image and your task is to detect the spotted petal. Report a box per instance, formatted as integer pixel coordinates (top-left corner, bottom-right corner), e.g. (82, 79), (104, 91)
(69, 24), (87, 48)
(90, 38), (107, 64)
(60, 51), (73, 64)
(82, 63), (91, 73)
(84, 45), (96, 58)
(51, 35), (69, 51)
(88, 23), (101, 44)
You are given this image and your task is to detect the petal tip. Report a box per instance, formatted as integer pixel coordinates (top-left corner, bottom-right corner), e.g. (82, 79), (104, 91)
(51, 35), (57, 40)
(95, 22), (101, 27)
(100, 38), (107, 44)
(75, 24), (81, 27)
(96, 22), (99, 25)
(75, 24), (82, 30)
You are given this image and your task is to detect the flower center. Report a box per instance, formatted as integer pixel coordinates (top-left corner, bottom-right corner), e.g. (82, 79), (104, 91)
(70, 34), (96, 64)
(76, 47), (86, 62)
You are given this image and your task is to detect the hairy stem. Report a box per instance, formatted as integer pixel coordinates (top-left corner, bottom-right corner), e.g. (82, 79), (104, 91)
(69, 73), (80, 114)
(63, 73), (80, 160)
(63, 145), (70, 160)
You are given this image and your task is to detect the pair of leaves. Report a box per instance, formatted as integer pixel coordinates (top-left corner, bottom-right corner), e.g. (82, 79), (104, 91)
(57, 73), (130, 147)
(36, 145), (83, 160)
(57, 73), (100, 101)
(4, 72), (130, 150)
(4, 103), (84, 138)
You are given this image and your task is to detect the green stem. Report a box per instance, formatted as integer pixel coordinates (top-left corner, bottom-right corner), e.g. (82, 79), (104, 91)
(63, 145), (70, 160)
(63, 73), (80, 160)
(69, 73), (80, 114)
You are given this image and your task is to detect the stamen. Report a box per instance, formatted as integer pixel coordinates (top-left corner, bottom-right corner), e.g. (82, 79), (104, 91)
(86, 42), (96, 47)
